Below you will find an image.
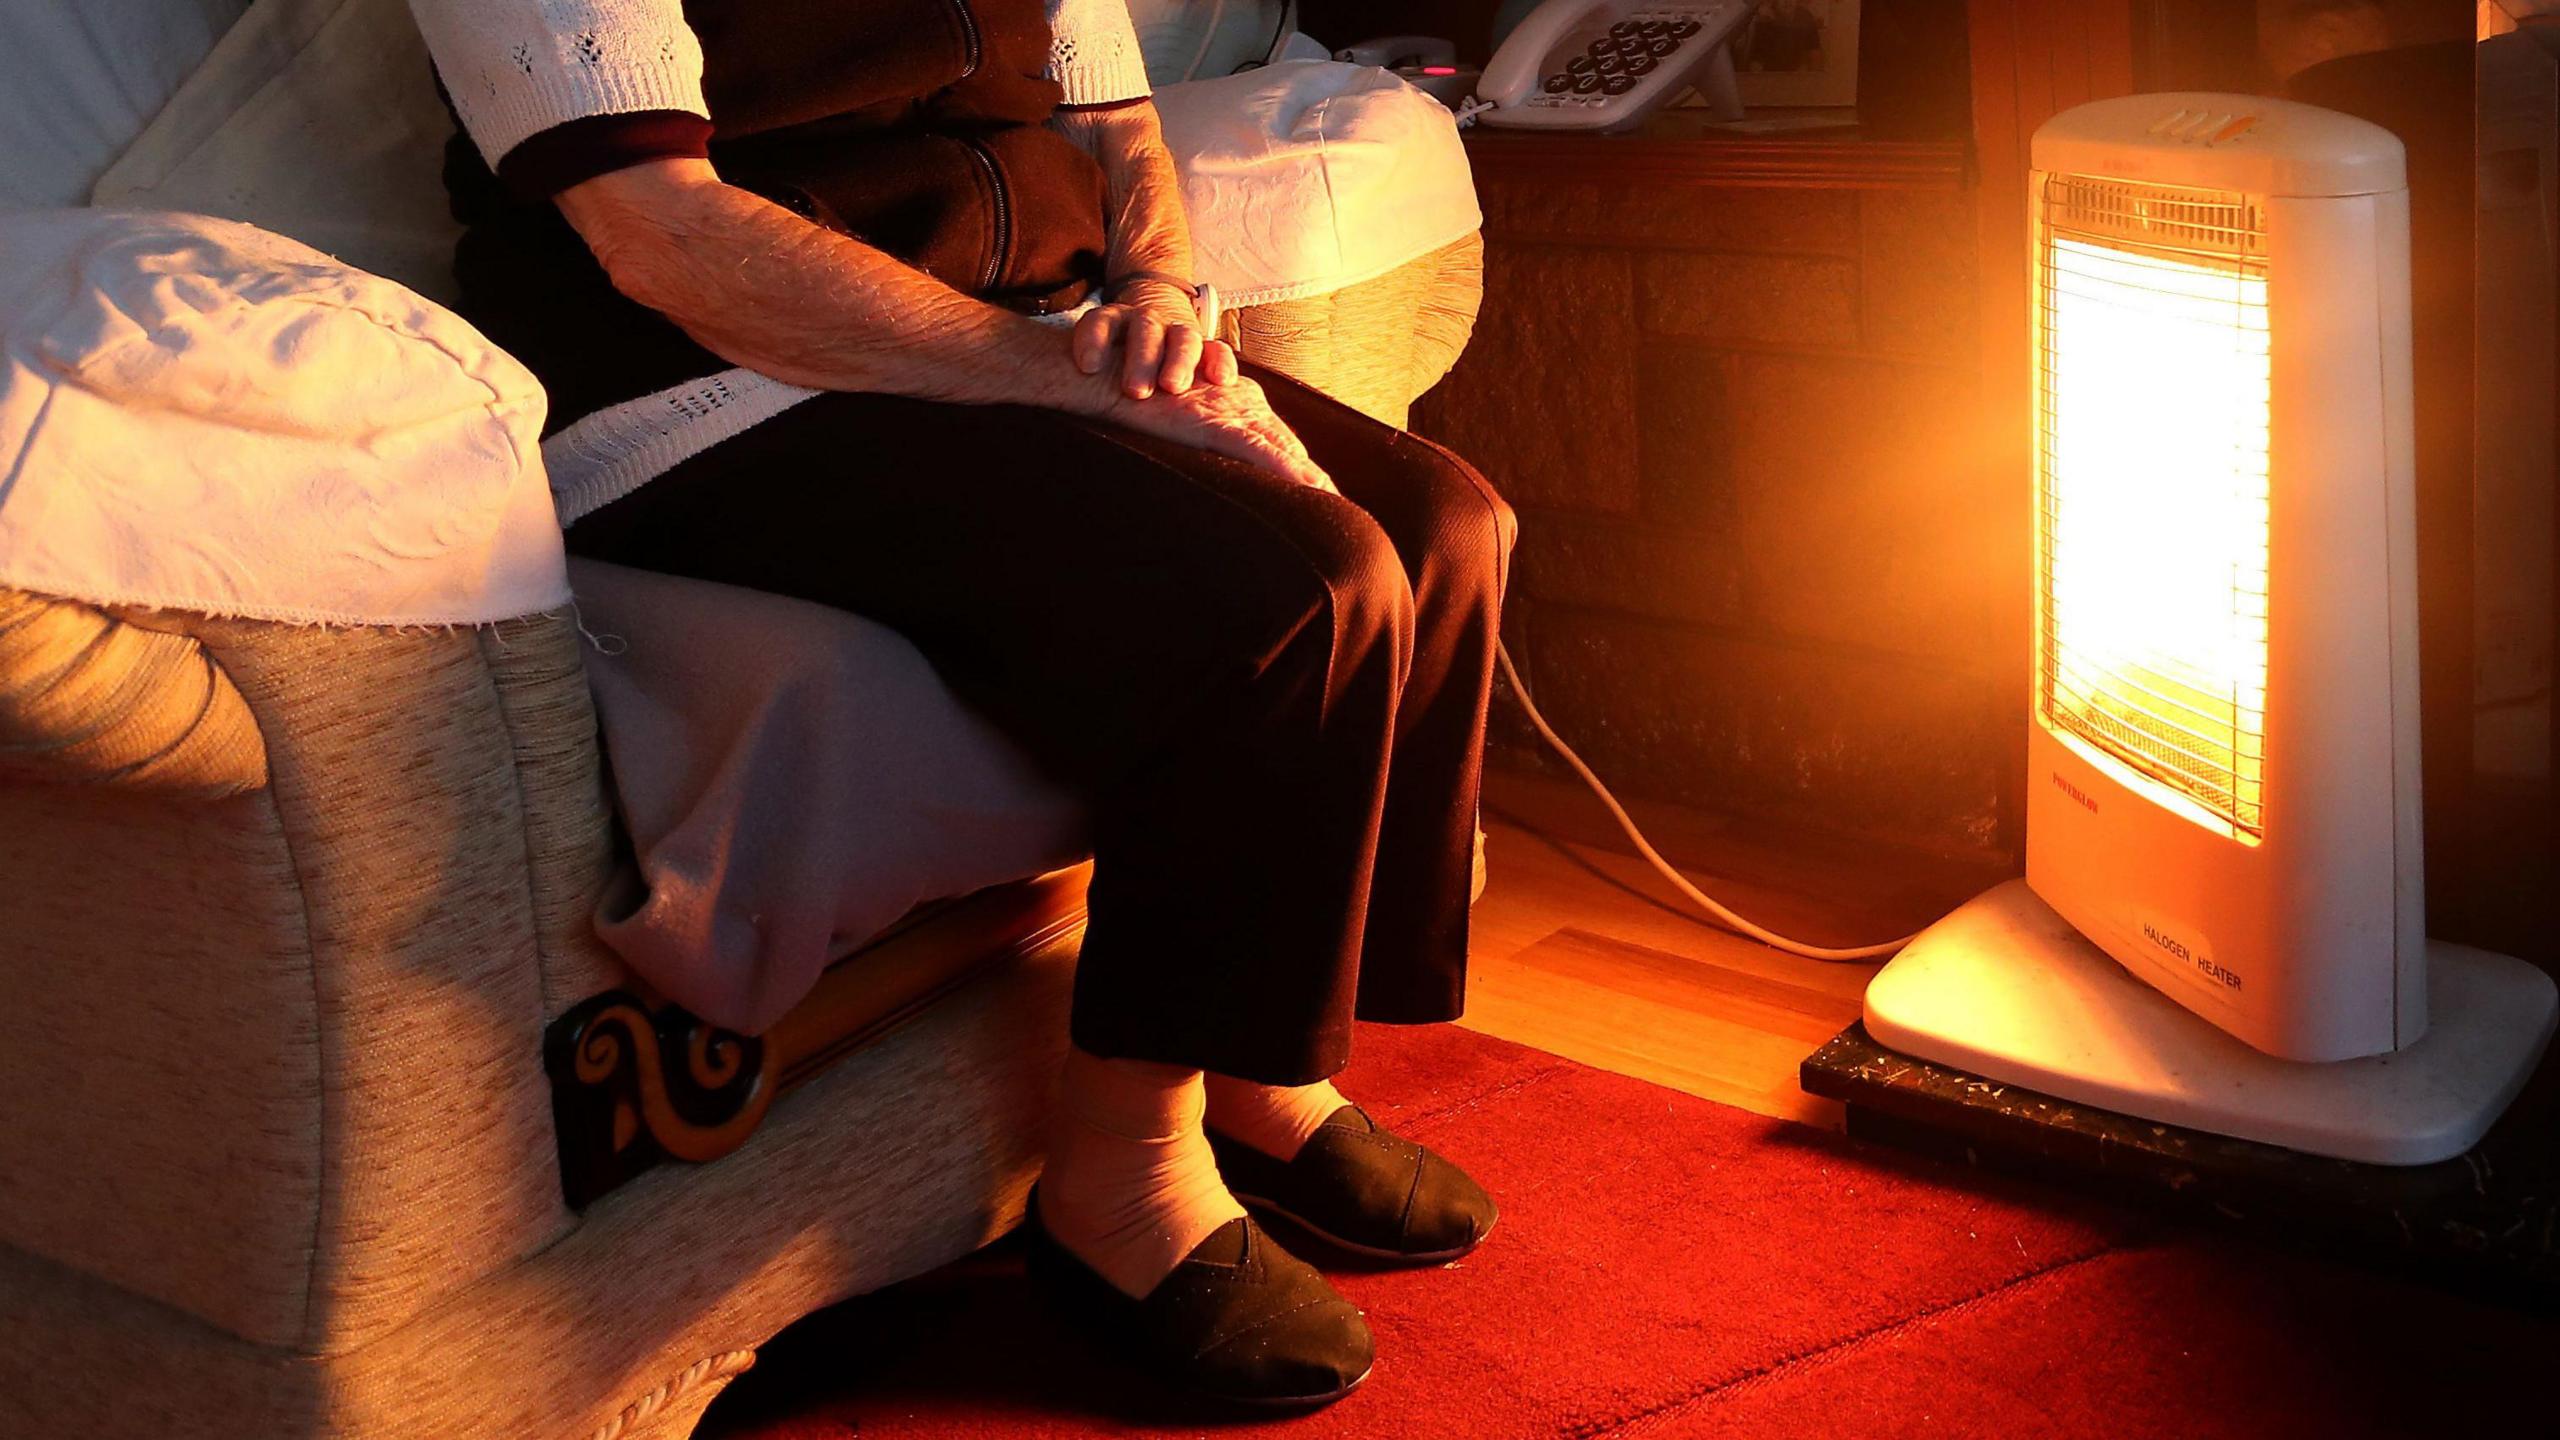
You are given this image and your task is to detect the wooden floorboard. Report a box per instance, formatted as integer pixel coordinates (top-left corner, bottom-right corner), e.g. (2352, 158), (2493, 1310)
(1460, 768), (2015, 1130)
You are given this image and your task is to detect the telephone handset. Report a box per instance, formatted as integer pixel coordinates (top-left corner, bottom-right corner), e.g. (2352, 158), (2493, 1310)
(1475, 0), (1755, 130)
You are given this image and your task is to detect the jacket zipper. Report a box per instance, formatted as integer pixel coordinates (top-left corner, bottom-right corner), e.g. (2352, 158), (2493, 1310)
(948, 0), (982, 78)
(961, 137), (1010, 293)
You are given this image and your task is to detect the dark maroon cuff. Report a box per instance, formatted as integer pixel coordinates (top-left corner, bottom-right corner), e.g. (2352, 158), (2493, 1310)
(497, 110), (715, 200)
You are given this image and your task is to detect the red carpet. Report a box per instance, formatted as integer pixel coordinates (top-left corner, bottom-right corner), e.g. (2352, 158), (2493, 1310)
(700, 1024), (2553, 1439)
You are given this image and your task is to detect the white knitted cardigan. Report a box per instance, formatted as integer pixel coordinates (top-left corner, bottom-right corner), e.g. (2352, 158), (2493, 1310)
(405, 0), (1152, 521)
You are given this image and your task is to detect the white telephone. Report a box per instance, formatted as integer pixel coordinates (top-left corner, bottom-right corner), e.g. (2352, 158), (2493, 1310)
(1475, 0), (1756, 130)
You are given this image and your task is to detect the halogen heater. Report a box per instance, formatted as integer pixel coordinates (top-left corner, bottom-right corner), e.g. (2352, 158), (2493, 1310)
(1863, 94), (2557, 1166)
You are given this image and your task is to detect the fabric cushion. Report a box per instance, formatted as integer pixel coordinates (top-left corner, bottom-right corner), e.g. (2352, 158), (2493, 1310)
(92, 0), (467, 303)
(0, 0), (248, 211)
(1154, 62), (1483, 308)
(569, 557), (1087, 1035)
(0, 208), (565, 625)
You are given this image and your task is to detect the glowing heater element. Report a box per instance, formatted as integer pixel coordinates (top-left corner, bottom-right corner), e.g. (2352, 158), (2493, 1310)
(2038, 189), (2272, 840)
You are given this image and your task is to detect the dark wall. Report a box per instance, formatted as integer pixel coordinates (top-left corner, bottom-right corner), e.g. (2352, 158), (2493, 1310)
(1416, 166), (2006, 860)
(1394, 2), (1999, 861)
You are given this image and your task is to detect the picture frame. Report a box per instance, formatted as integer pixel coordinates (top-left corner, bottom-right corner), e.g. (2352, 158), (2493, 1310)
(1732, 0), (1861, 109)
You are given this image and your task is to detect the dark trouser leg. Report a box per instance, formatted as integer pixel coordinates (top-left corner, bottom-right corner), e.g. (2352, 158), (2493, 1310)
(1265, 380), (1520, 1026)
(565, 376), (1421, 1082)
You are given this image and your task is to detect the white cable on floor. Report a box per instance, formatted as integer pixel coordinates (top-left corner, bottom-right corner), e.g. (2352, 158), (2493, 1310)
(1495, 640), (1920, 963)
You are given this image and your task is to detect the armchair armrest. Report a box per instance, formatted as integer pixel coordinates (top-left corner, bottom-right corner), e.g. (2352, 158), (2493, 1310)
(0, 590), (625, 1356)
(0, 588), (266, 797)
(1227, 232), (1486, 429)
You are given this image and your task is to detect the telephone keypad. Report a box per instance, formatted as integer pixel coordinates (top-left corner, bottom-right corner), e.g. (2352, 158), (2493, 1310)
(1502, 5), (1749, 122)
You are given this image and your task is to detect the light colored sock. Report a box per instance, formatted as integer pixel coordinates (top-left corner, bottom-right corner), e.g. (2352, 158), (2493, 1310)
(1040, 1049), (1248, 1299)
(1203, 1073), (1353, 1162)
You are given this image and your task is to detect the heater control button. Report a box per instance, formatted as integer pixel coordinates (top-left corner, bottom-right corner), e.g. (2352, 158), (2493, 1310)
(2211, 113), (2260, 143)
(1603, 74), (1637, 94)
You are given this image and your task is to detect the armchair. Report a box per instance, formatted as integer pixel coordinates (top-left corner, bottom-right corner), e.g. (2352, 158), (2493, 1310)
(0, 247), (1479, 1440)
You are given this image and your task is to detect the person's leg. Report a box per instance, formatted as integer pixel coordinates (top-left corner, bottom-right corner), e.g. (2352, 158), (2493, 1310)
(1038, 1052), (1243, 1299)
(565, 387), (1411, 1298)
(1274, 372), (1518, 1025)
(1199, 372), (1518, 1162)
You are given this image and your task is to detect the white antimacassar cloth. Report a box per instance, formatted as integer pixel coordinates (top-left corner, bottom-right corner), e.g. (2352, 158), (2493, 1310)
(0, 208), (568, 626)
(1152, 61), (1483, 309)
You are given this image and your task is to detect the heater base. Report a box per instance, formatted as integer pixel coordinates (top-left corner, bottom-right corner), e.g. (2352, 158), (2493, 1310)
(1864, 881), (2558, 1167)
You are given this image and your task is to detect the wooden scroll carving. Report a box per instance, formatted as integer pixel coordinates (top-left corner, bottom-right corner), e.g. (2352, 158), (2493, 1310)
(542, 865), (1093, 1210)
(544, 994), (780, 1210)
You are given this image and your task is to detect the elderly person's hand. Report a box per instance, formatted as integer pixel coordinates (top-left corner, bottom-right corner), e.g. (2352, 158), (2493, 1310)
(1071, 276), (1236, 399)
(1109, 369), (1332, 492)
(1052, 100), (1248, 401)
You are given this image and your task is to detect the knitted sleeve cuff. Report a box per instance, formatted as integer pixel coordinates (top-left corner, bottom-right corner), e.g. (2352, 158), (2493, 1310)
(1046, 0), (1152, 106)
(409, 0), (712, 170)
(498, 110), (716, 199)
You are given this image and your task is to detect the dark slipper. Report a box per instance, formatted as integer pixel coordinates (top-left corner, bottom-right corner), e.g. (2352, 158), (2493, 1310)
(1024, 1188), (1374, 1408)
(1208, 1106), (1497, 1263)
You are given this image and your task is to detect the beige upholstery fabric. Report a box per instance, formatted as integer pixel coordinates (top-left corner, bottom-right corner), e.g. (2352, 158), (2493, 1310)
(161, 608), (597, 1351)
(0, 937), (1076, 1440)
(1228, 232), (1486, 430)
(473, 622), (634, 1019)
(0, 748), (319, 1346)
(0, 596), (616, 1351)
(0, 588), (266, 796)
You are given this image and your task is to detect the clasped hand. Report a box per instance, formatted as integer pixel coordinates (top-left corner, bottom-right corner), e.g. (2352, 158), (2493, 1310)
(1072, 279), (1334, 494)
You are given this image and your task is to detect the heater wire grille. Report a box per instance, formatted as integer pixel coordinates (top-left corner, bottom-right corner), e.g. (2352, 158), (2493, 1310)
(2037, 175), (2271, 839)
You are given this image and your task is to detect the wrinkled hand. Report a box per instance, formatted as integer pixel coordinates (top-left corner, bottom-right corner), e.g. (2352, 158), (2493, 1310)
(1105, 371), (1334, 493)
(1072, 279), (1236, 400)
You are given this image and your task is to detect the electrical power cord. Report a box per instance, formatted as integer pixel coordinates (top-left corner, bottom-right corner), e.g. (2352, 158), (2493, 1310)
(1495, 641), (1922, 962)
